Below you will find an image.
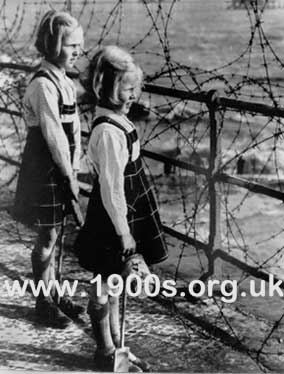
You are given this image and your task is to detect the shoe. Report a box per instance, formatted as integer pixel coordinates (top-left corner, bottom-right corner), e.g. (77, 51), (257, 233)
(129, 351), (151, 372)
(94, 351), (142, 372)
(56, 296), (85, 319)
(35, 297), (71, 329)
(93, 351), (114, 372)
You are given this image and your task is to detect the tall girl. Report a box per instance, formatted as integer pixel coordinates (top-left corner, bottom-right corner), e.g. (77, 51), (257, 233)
(13, 10), (84, 328)
(75, 45), (168, 371)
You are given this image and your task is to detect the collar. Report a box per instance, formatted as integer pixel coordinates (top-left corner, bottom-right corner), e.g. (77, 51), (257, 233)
(41, 59), (66, 81)
(95, 106), (133, 129)
(95, 106), (115, 118)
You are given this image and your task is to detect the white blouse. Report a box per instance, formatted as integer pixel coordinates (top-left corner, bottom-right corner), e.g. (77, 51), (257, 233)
(87, 107), (140, 236)
(23, 60), (81, 179)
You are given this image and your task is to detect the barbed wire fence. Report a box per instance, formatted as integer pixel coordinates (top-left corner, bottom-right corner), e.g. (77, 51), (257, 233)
(1, 0), (284, 370)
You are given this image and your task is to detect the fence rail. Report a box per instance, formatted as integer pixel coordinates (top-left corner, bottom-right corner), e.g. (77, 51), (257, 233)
(2, 61), (284, 290)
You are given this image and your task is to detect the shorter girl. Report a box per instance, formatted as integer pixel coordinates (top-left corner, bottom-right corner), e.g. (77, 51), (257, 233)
(13, 10), (84, 328)
(75, 45), (168, 371)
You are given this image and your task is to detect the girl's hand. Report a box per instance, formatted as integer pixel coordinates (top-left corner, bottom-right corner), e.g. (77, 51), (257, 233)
(119, 233), (136, 258)
(69, 177), (79, 201)
(64, 176), (79, 202)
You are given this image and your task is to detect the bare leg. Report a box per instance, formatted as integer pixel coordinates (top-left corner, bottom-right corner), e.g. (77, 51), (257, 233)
(32, 227), (58, 300)
(47, 227), (85, 318)
(109, 295), (120, 347)
(88, 280), (115, 356)
(49, 247), (57, 299)
(109, 290), (150, 372)
(31, 227), (70, 328)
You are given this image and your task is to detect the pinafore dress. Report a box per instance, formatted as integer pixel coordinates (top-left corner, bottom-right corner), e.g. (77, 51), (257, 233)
(13, 70), (76, 228)
(75, 116), (168, 276)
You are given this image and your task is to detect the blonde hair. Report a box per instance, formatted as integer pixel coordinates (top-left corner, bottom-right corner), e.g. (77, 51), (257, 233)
(35, 10), (81, 60)
(86, 45), (143, 109)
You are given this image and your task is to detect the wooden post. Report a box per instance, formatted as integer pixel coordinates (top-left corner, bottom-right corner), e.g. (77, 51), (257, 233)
(203, 91), (223, 281)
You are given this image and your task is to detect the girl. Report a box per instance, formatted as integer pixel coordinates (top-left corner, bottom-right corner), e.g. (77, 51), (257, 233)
(13, 10), (84, 328)
(75, 45), (168, 371)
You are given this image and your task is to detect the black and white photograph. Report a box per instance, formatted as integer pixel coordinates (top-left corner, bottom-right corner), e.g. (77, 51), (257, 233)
(1, 0), (284, 372)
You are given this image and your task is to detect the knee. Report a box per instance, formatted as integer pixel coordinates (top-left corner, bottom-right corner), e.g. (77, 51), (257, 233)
(88, 294), (109, 320)
(108, 295), (119, 307)
(33, 228), (58, 262)
(32, 245), (53, 263)
(89, 281), (109, 306)
(37, 228), (58, 249)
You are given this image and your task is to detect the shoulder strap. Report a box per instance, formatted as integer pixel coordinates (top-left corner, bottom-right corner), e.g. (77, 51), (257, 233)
(30, 70), (63, 113)
(92, 116), (138, 160)
(92, 116), (126, 133)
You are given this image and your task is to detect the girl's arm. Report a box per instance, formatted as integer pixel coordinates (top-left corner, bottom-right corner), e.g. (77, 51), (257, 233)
(88, 125), (130, 236)
(29, 78), (74, 180)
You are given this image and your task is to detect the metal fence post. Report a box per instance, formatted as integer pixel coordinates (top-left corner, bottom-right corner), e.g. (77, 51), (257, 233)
(66, 0), (72, 13)
(204, 90), (223, 281)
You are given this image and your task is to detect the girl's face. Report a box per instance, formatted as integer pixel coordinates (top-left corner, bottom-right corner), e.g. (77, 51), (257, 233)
(54, 26), (84, 70)
(117, 70), (141, 115)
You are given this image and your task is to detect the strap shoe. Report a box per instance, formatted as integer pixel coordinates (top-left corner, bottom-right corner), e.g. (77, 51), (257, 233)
(55, 296), (85, 319)
(35, 296), (71, 329)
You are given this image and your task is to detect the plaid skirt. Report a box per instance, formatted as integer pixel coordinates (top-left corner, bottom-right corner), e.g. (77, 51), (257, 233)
(75, 156), (168, 276)
(13, 128), (67, 228)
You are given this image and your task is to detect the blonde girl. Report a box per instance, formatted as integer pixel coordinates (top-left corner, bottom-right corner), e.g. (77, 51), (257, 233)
(13, 10), (84, 328)
(75, 45), (168, 371)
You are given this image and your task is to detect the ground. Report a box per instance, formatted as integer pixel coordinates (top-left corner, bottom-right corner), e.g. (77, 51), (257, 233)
(1, 185), (284, 372)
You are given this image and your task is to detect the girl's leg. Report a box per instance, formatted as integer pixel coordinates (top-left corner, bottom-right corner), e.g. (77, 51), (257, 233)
(49, 246), (57, 298)
(106, 287), (149, 372)
(109, 293), (150, 372)
(32, 226), (58, 296)
(49, 248), (56, 277)
(48, 228), (84, 318)
(109, 295), (120, 347)
(89, 282), (141, 372)
(32, 226), (70, 327)
(88, 280), (115, 357)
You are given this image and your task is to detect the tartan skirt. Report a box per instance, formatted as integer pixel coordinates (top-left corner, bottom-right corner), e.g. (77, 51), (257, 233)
(75, 156), (168, 276)
(13, 127), (67, 228)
